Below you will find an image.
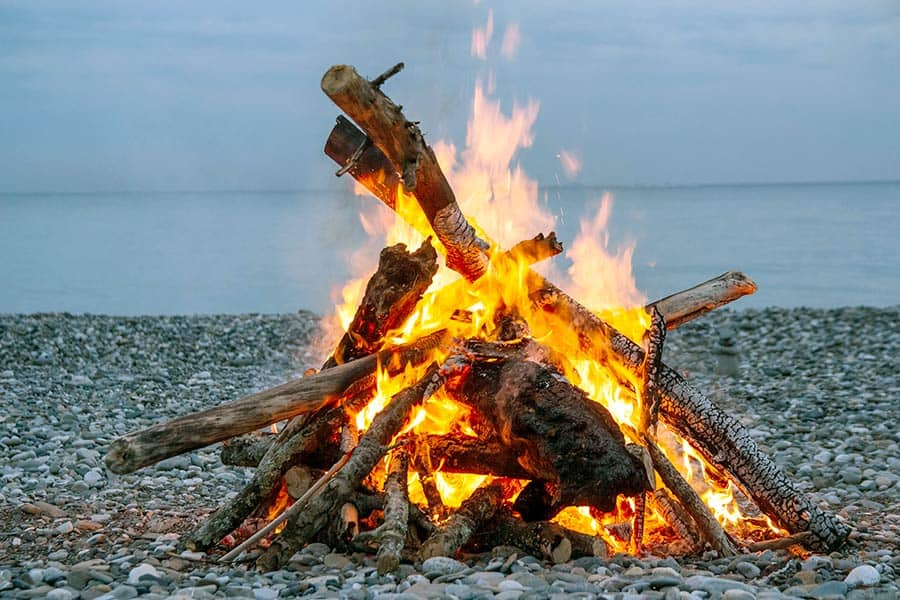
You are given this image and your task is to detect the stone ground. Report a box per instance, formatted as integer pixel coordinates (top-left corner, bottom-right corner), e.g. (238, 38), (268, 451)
(1, 307), (898, 599)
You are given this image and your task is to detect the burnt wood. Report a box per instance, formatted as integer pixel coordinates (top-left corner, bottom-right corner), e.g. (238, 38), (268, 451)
(448, 358), (650, 520)
(324, 239), (438, 368)
(322, 65), (489, 281)
(419, 479), (508, 559)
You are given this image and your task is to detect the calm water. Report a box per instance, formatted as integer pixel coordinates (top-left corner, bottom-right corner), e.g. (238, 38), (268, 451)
(1, 182), (897, 315)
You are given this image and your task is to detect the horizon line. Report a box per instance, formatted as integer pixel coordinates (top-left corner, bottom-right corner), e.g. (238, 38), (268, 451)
(1, 177), (899, 196)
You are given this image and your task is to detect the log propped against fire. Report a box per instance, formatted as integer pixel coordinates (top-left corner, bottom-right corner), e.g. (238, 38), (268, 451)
(104, 62), (850, 570)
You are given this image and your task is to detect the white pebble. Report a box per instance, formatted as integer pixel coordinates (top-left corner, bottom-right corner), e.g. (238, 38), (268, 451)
(845, 564), (880, 586)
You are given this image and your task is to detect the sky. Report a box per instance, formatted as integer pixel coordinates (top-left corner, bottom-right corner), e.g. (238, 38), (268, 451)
(1, 1), (899, 193)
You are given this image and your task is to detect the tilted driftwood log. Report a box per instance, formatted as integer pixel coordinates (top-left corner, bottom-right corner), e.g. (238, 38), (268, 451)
(105, 329), (445, 475)
(320, 70), (848, 550)
(322, 65), (488, 281)
(650, 271), (757, 331)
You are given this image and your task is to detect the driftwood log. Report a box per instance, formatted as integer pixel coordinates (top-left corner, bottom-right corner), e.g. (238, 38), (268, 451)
(105, 329), (444, 475)
(321, 77), (848, 550)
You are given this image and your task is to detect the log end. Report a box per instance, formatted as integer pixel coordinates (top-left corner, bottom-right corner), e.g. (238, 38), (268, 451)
(321, 64), (361, 97)
(724, 271), (758, 295)
(104, 439), (137, 474)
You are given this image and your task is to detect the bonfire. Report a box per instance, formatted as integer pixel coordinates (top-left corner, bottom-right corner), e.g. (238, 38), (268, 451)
(104, 63), (848, 572)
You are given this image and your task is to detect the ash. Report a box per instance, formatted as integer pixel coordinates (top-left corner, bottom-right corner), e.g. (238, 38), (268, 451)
(1, 307), (897, 599)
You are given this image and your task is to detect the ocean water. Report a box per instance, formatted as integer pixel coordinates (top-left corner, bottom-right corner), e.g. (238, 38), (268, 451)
(1, 182), (897, 316)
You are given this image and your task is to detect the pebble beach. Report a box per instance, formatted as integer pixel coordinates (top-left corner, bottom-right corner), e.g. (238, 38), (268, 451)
(1, 307), (898, 599)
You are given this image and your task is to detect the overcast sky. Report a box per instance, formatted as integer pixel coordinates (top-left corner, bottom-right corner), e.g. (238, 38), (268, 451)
(1, 1), (898, 192)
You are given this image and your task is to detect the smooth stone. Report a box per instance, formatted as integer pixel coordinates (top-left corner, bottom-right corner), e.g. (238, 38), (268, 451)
(252, 587), (279, 600)
(112, 585), (138, 599)
(722, 591), (757, 600)
(126, 563), (161, 585)
(809, 580), (850, 598)
(735, 562), (761, 579)
(322, 553), (352, 569)
(421, 556), (468, 576)
(802, 556), (833, 571)
(683, 575), (756, 596)
(46, 590), (74, 600)
(844, 565), (880, 586)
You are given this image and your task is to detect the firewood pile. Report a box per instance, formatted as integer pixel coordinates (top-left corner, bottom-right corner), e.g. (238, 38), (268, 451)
(104, 63), (850, 572)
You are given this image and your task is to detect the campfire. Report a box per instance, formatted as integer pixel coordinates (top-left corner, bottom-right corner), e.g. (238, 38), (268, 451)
(104, 63), (849, 572)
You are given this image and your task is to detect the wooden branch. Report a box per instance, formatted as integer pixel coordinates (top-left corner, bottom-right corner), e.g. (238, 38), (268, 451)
(324, 239), (438, 367)
(322, 65), (489, 280)
(626, 427), (737, 557)
(105, 330), (445, 475)
(376, 450), (410, 574)
(419, 479), (507, 559)
(220, 451), (350, 562)
(647, 271), (757, 331)
(256, 362), (447, 571)
(505, 232), (563, 266)
(745, 531), (814, 552)
(648, 489), (701, 552)
(638, 305), (666, 435)
(322, 76), (847, 551)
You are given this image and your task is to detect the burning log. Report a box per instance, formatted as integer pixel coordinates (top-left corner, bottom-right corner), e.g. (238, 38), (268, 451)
(648, 489), (701, 553)
(256, 361), (450, 570)
(628, 427), (737, 556)
(477, 510), (608, 563)
(105, 331), (442, 475)
(375, 450), (410, 574)
(322, 65), (488, 281)
(411, 433), (533, 481)
(419, 479), (508, 559)
(449, 357), (650, 520)
(323, 240), (438, 368)
(322, 92), (847, 550)
(638, 305), (666, 435)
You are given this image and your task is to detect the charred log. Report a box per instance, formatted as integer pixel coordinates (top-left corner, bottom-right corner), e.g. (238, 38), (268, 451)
(419, 479), (508, 559)
(475, 509), (608, 563)
(448, 357), (650, 520)
(324, 239), (438, 368)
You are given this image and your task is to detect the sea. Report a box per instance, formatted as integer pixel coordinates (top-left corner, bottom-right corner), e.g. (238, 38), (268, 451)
(1, 182), (897, 316)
